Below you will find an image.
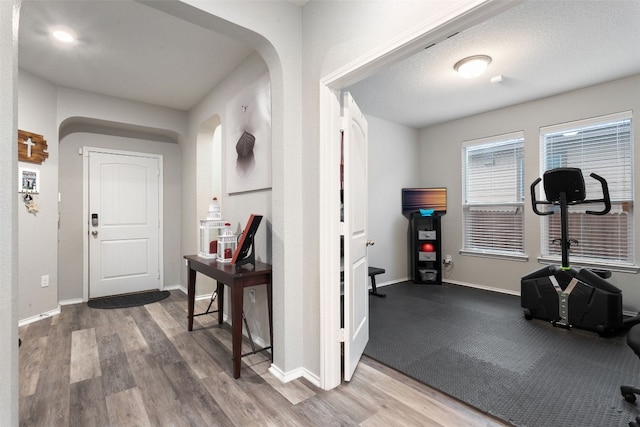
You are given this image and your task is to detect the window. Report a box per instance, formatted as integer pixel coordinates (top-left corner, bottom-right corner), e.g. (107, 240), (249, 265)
(540, 111), (633, 266)
(462, 132), (525, 258)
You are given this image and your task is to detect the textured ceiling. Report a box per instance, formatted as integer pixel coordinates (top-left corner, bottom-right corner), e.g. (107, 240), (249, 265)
(18, 1), (254, 111)
(18, 1), (640, 126)
(347, 0), (640, 128)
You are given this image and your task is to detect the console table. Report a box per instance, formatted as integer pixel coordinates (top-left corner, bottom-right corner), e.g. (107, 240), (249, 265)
(184, 255), (273, 378)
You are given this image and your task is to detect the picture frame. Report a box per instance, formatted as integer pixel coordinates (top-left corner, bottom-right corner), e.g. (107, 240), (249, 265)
(225, 73), (272, 194)
(231, 214), (263, 266)
(19, 167), (39, 194)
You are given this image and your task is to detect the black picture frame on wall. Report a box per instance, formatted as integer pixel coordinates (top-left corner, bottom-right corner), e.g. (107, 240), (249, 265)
(231, 214), (263, 267)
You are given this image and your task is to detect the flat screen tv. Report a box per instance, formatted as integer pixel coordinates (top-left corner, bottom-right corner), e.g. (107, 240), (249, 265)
(402, 187), (447, 217)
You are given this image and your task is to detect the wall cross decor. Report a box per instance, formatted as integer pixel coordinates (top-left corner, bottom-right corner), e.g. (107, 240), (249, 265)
(18, 130), (49, 164)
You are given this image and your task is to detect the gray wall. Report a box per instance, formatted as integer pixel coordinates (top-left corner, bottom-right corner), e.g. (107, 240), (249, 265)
(16, 70), (188, 321)
(417, 74), (640, 310)
(17, 70), (59, 320)
(186, 51), (272, 345)
(366, 115), (419, 283)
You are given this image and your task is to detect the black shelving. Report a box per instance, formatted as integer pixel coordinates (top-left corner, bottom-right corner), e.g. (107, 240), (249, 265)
(409, 214), (442, 285)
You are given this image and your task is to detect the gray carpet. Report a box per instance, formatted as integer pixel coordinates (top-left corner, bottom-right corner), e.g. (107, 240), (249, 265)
(365, 281), (640, 427)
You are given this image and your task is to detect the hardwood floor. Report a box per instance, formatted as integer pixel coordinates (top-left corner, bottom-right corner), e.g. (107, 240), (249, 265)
(18, 291), (511, 426)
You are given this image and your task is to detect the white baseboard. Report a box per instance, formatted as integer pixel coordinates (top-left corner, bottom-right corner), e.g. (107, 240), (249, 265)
(60, 298), (84, 306)
(268, 363), (321, 387)
(375, 278), (409, 289)
(165, 284), (186, 294)
(19, 306), (61, 327)
(445, 279), (521, 296)
(169, 284), (215, 302)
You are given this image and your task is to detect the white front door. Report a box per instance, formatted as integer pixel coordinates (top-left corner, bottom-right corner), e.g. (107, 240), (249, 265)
(342, 92), (369, 381)
(88, 150), (161, 298)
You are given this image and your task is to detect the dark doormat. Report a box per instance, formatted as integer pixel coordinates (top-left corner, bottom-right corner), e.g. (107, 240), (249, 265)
(87, 290), (170, 309)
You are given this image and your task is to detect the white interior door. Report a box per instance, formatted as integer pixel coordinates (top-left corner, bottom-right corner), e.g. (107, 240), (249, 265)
(342, 92), (369, 381)
(88, 150), (161, 298)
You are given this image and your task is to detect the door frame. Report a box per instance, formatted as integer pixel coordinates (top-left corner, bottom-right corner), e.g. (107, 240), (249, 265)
(317, 0), (517, 390)
(82, 147), (164, 302)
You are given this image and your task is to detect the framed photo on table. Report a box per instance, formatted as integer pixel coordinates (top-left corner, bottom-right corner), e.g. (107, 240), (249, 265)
(232, 214), (263, 266)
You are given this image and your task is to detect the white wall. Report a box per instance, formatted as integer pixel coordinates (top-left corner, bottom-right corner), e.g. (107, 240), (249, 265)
(0, 0), (20, 423)
(366, 115), (420, 283)
(418, 74), (640, 310)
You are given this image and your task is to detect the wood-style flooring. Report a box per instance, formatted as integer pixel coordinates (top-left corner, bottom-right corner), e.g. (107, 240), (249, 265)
(18, 291), (511, 426)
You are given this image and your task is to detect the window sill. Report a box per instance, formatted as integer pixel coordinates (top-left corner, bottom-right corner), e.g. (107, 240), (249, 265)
(537, 256), (640, 274)
(459, 250), (529, 262)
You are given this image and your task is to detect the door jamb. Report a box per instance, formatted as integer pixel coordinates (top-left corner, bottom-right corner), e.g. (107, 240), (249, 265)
(317, 0), (518, 390)
(82, 147), (164, 301)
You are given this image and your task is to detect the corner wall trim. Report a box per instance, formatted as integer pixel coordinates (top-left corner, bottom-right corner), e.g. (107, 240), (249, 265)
(268, 364), (321, 388)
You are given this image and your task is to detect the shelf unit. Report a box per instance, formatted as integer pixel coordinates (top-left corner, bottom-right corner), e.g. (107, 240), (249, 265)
(409, 213), (442, 285)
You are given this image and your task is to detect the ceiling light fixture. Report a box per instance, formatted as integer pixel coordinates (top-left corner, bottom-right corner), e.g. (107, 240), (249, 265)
(454, 55), (492, 78)
(51, 29), (75, 44)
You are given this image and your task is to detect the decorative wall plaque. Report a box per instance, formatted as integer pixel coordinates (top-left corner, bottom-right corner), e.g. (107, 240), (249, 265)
(18, 130), (49, 164)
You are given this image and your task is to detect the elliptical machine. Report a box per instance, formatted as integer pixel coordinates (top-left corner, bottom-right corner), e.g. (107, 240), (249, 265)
(521, 167), (632, 336)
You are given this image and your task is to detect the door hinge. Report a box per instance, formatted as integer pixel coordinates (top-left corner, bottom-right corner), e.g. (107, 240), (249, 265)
(339, 328), (345, 342)
(339, 221), (345, 236)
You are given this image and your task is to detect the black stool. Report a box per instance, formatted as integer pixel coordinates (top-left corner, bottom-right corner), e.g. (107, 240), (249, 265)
(368, 266), (386, 298)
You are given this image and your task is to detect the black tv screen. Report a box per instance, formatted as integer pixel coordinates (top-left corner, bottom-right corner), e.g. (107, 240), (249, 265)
(402, 187), (447, 216)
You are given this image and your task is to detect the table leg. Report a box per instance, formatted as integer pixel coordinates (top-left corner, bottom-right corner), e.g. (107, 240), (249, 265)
(187, 265), (196, 331)
(217, 282), (224, 325)
(267, 278), (273, 362)
(231, 283), (244, 378)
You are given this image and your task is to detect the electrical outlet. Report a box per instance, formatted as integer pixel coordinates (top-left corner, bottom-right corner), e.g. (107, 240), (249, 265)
(41, 275), (49, 288)
(249, 289), (256, 303)
(444, 255), (452, 265)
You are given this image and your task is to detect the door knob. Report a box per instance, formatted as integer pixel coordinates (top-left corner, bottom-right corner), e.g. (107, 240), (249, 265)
(366, 240), (375, 246)
(91, 230), (98, 236)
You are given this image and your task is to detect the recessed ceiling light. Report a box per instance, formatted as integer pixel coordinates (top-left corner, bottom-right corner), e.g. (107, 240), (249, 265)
(51, 29), (75, 44)
(454, 55), (492, 78)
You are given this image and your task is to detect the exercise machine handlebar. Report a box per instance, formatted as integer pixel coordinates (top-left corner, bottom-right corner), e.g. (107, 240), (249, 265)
(530, 177), (550, 216)
(530, 172), (611, 217)
(585, 173), (611, 216)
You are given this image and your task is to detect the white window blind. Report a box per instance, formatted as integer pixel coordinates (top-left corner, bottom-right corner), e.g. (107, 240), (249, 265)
(462, 132), (525, 256)
(540, 111), (633, 265)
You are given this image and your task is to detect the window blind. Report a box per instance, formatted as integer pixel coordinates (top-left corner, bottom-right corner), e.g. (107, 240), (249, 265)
(540, 111), (633, 264)
(462, 133), (525, 256)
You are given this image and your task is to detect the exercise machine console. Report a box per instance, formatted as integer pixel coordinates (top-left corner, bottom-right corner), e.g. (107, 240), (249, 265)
(521, 167), (633, 335)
